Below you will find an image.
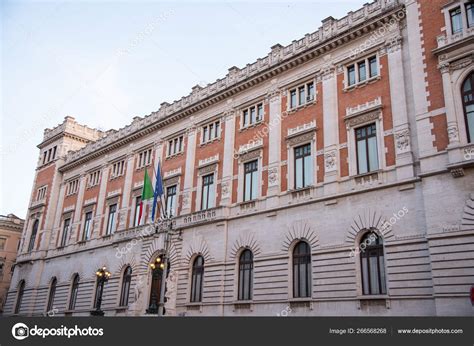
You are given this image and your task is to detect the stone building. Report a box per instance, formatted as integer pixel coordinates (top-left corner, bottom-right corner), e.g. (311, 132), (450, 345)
(0, 214), (24, 312)
(4, 0), (474, 317)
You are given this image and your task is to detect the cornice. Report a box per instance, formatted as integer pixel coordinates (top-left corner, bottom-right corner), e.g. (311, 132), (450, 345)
(58, 1), (403, 172)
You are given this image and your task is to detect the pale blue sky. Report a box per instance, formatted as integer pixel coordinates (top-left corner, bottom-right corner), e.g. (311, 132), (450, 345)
(1, 0), (366, 218)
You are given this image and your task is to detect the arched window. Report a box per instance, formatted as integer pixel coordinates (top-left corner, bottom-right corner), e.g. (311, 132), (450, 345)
(119, 266), (132, 307)
(14, 280), (25, 314)
(238, 249), (253, 301)
(69, 274), (80, 310)
(27, 220), (39, 252)
(46, 277), (57, 312)
(462, 72), (474, 143)
(360, 232), (387, 295)
(190, 256), (204, 303)
(292, 241), (311, 298)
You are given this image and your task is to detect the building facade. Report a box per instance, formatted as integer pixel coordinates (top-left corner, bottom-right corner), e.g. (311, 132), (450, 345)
(0, 214), (24, 313)
(4, 0), (474, 317)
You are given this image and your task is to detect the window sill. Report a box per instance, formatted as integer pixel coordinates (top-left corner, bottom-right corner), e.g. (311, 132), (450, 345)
(352, 170), (381, 179)
(357, 295), (388, 300)
(109, 175), (125, 181)
(199, 137), (221, 147)
(344, 75), (381, 92)
(287, 99), (316, 114)
(239, 120), (264, 132)
(165, 152), (184, 160)
(135, 163), (153, 171)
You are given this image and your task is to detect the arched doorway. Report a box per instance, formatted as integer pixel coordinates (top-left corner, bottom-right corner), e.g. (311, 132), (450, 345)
(146, 254), (170, 314)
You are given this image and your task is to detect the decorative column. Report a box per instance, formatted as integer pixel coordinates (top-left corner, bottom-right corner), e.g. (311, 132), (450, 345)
(386, 38), (415, 180)
(181, 126), (197, 215)
(220, 100), (236, 207)
(321, 66), (339, 194)
(49, 181), (66, 249)
(266, 79), (282, 205)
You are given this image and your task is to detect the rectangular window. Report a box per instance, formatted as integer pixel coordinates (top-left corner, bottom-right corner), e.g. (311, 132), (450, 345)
(201, 120), (221, 144)
(368, 56), (378, 78)
(111, 160), (125, 178)
(298, 86), (305, 106)
(43, 152), (47, 164)
(201, 174), (215, 210)
(358, 61), (367, 82)
(167, 136), (184, 157)
(37, 186), (47, 201)
(243, 160), (258, 202)
(294, 144), (313, 189)
(106, 204), (117, 235)
(60, 218), (70, 247)
(88, 170), (101, 187)
(134, 197), (142, 227)
(66, 179), (79, 196)
(348, 65), (356, 86)
(0, 238), (6, 251)
(52, 146), (57, 160)
(165, 185), (177, 217)
(82, 212), (93, 241)
(289, 81), (315, 109)
(466, 2), (474, 28)
(137, 148), (152, 168)
(356, 123), (379, 175)
(307, 82), (315, 102)
(290, 90), (297, 109)
(451, 7), (463, 33)
(241, 103), (263, 128)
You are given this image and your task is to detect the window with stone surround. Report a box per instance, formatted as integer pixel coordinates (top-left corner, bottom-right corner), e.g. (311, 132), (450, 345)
(82, 211), (93, 241)
(346, 55), (379, 88)
(105, 204), (117, 235)
(360, 232), (387, 295)
(14, 280), (25, 314)
(294, 143), (313, 189)
(243, 160), (258, 202)
(66, 179), (79, 196)
(241, 102), (264, 128)
(238, 249), (253, 301)
(111, 160), (125, 178)
(355, 123), (379, 174)
(37, 185), (47, 201)
(444, 1), (474, 35)
(27, 219), (39, 252)
(0, 238), (6, 251)
(292, 241), (311, 298)
(451, 6), (463, 33)
(467, 2), (474, 27)
(87, 170), (101, 188)
(165, 185), (177, 217)
(119, 266), (132, 307)
(201, 120), (221, 144)
(41, 145), (57, 165)
(137, 148), (153, 168)
(46, 277), (57, 313)
(201, 173), (215, 210)
(60, 218), (71, 247)
(167, 136), (184, 157)
(69, 274), (80, 310)
(190, 255), (204, 303)
(288, 81), (315, 110)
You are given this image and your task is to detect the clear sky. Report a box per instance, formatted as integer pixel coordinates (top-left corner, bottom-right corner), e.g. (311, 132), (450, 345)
(1, 0), (367, 218)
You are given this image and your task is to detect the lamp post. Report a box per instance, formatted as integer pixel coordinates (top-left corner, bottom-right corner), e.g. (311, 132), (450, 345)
(91, 266), (111, 316)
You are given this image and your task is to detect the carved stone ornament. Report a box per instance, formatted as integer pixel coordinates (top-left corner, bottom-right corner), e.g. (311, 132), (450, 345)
(268, 167), (279, 186)
(240, 149), (261, 162)
(395, 129), (410, 154)
(345, 111), (380, 130)
(198, 163), (217, 176)
(447, 124), (459, 142)
(181, 192), (190, 209)
(221, 181), (230, 198)
(286, 132), (314, 147)
(324, 151), (337, 172)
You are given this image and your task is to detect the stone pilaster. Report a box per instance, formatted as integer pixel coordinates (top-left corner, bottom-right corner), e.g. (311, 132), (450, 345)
(220, 101), (236, 206)
(181, 126), (197, 214)
(266, 80), (282, 201)
(120, 153), (135, 230)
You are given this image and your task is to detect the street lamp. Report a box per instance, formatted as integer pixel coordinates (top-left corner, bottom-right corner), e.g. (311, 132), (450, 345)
(91, 266), (111, 316)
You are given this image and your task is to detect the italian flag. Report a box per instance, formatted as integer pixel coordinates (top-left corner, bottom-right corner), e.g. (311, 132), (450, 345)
(138, 169), (154, 224)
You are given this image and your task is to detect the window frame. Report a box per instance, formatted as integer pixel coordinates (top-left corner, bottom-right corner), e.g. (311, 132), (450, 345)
(137, 148), (153, 169)
(237, 249), (253, 301)
(450, 6), (463, 33)
(462, 71), (474, 143)
(190, 255), (204, 303)
(201, 120), (221, 144)
(46, 277), (57, 313)
(166, 136), (184, 157)
(293, 143), (313, 189)
(165, 185), (177, 217)
(359, 232), (387, 296)
(241, 102), (264, 129)
(27, 219), (39, 252)
(105, 204), (117, 235)
(69, 274), (80, 310)
(292, 241), (312, 299)
(346, 55), (379, 88)
(355, 123), (379, 175)
(60, 217), (71, 247)
(288, 81), (315, 110)
(82, 211), (93, 241)
(119, 266), (132, 307)
(243, 159), (259, 202)
(200, 173), (215, 210)
(14, 280), (25, 314)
